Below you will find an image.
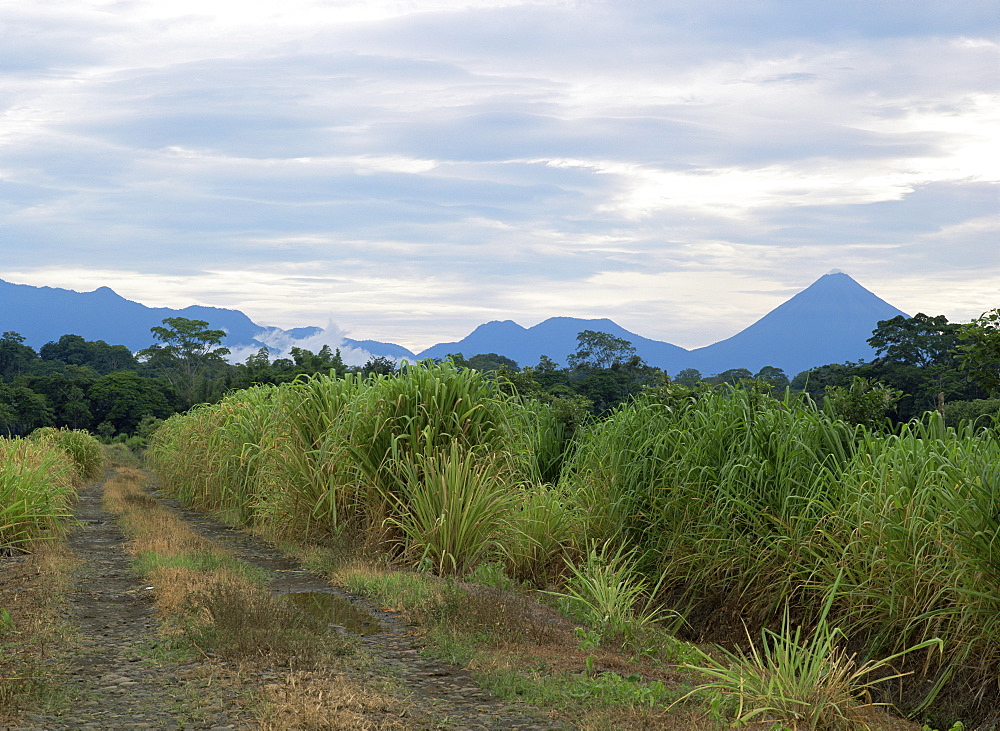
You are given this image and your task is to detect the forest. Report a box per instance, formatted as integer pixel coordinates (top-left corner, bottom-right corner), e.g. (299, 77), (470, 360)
(1, 310), (998, 442)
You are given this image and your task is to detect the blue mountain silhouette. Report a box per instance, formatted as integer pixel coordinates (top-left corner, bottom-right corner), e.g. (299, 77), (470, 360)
(687, 272), (908, 376)
(417, 317), (690, 372)
(1, 272), (907, 377)
(415, 273), (907, 376)
(0, 279), (280, 352)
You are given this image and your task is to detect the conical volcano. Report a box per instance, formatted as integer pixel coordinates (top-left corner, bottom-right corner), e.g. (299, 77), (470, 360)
(686, 272), (908, 377)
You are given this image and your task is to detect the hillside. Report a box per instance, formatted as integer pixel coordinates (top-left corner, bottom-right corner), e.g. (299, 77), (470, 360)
(686, 272), (908, 376)
(0, 279), (285, 353)
(0, 272), (909, 376)
(415, 273), (908, 376)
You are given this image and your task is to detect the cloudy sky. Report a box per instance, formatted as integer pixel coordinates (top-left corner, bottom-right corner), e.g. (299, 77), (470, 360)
(1, 0), (997, 351)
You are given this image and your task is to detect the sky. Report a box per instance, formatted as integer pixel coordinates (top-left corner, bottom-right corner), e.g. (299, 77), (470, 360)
(1, 0), (998, 353)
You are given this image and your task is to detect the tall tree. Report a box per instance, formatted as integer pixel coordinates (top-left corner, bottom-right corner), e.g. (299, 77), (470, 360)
(88, 371), (172, 435)
(957, 308), (1000, 397)
(867, 313), (961, 368)
(754, 366), (790, 392)
(567, 330), (638, 370)
(467, 353), (519, 372)
(0, 383), (53, 435)
(707, 368), (754, 386)
(40, 334), (138, 374)
(673, 368), (703, 388)
(137, 317), (231, 408)
(863, 313), (980, 419)
(362, 355), (397, 377)
(0, 332), (37, 381)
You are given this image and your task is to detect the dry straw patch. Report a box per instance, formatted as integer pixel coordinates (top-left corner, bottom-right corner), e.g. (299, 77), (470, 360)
(256, 670), (418, 731)
(0, 541), (77, 723)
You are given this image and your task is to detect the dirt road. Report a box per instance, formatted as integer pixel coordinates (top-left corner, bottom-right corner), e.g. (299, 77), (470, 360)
(6, 470), (565, 730)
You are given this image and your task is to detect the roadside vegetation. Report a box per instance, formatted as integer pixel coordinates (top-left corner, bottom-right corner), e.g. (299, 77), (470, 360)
(0, 428), (101, 552)
(3, 308), (999, 727)
(147, 353), (999, 729)
(0, 428), (101, 723)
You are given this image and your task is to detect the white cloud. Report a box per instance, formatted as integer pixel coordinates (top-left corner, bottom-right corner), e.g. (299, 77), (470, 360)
(0, 1), (996, 350)
(239, 322), (378, 367)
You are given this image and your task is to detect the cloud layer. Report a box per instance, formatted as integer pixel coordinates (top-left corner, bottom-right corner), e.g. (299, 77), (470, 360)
(1, 0), (997, 350)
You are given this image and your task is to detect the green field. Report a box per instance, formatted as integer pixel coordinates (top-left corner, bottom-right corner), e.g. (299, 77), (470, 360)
(146, 362), (1000, 726)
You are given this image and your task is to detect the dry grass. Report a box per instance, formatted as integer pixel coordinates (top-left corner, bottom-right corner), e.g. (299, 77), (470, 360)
(255, 670), (422, 730)
(0, 540), (77, 724)
(102, 469), (351, 663)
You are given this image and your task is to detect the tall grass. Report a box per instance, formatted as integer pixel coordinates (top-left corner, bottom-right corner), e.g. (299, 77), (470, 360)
(0, 429), (101, 549)
(148, 363), (563, 575)
(147, 369), (1000, 718)
(813, 417), (1000, 712)
(30, 427), (104, 479)
(564, 388), (857, 613)
(563, 390), (1000, 716)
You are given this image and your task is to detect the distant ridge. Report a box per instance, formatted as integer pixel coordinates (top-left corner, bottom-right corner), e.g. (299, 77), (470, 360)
(417, 317), (690, 372)
(0, 272), (909, 376)
(0, 279), (302, 353)
(414, 273), (908, 376)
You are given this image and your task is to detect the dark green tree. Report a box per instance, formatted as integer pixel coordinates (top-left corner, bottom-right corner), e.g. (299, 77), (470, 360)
(567, 330), (637, 370)
(137, 317), (231, 408)
(863, 313), (980, 419)
(867, 313), (961, 368)
(443, 353), (471, 369)
(467, 353), (519, 372)
(754, 366), (790, 396)
(0, 383), (53, 435)
(673, 368), (703, 388)
(289, 345), (347, 377)
(19, 367), (99, 431)
(362, 355), (397, 377)
(39, 334), (90, 366)
(88, 371), (172, 435)
(535, 355), (559, 372)
(957, 308), (1000, 397)
(58, 385), (93, 430)
(0, 332), (37, 381)
(40, 334), (137, 374)
(707, 368), (754, 387)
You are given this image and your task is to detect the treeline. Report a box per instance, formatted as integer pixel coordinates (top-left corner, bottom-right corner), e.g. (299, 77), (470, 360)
(2, 310), (998, 441)
(474, 314), (999, 430)
(0, 320), (397, 440)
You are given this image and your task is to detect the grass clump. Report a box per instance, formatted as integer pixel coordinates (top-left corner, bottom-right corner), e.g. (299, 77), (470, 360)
(384, 442), (520, 575)
(677, 593), (943, 730)
(554, 541), (669, 637)
(0, 438), (79, 550)
(30, 427), (104, 480)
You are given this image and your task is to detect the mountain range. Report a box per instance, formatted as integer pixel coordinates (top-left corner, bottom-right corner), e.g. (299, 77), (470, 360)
(0, 272), (907, 378)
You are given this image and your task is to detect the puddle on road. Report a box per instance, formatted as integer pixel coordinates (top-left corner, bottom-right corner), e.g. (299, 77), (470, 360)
(282, 591), (382, 635)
